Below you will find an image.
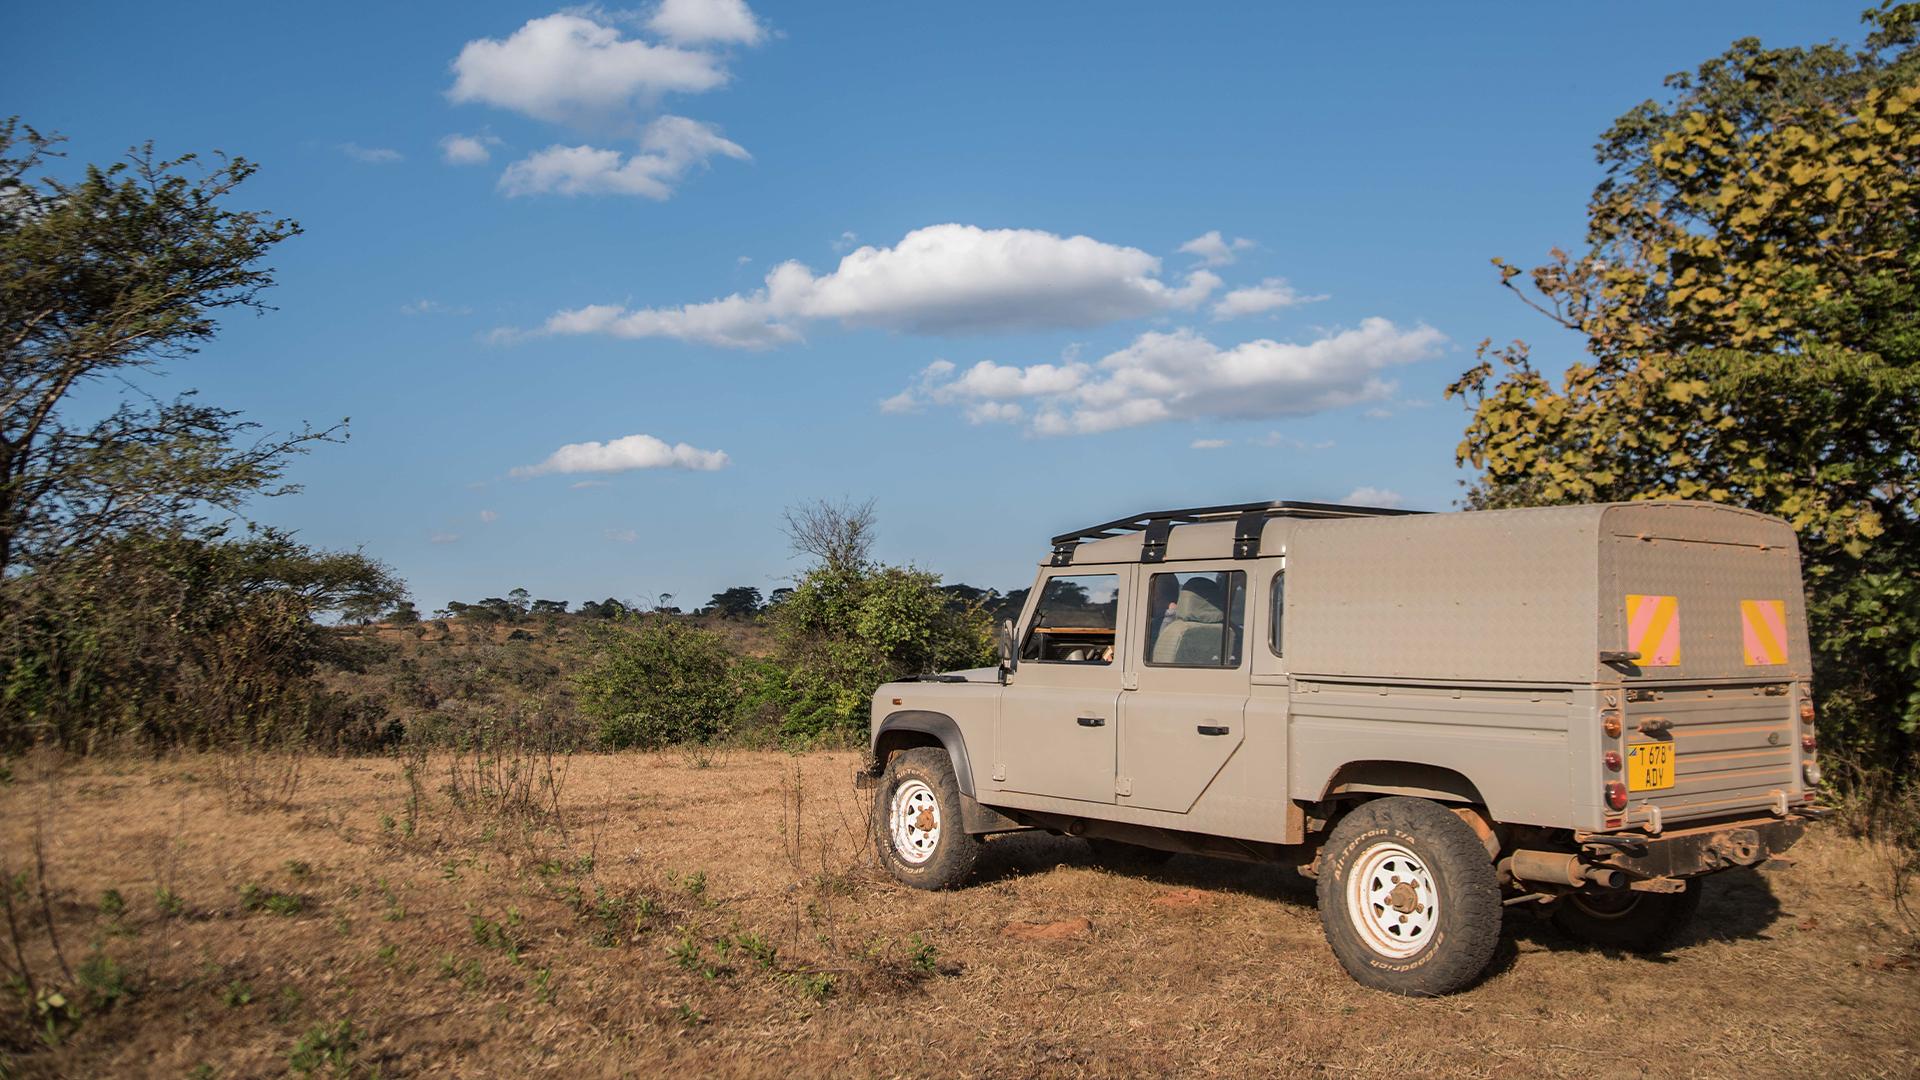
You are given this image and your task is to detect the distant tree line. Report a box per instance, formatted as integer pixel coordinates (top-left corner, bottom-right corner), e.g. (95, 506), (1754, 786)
(419, 579), (1024, 628)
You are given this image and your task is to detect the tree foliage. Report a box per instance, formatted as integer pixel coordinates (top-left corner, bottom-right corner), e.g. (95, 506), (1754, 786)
(770, 538), (995, 741)
(0, 121), (405, 752)
(707, 585), (763, 619)
(575, 616), (739, 749)
(1447, 7), (1920, 772)
(0, 119), (329, 574)
(1, 527), (404, 751)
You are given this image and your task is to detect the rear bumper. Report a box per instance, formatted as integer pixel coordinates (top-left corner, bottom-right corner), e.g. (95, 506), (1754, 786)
(1580, 813), (1813, 880)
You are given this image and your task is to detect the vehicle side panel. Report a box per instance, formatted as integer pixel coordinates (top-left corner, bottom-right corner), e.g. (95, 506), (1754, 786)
(1288, 680), (1581, 827)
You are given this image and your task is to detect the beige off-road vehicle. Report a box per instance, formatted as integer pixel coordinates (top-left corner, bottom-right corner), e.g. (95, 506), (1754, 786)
(861, 500), (1823, 995)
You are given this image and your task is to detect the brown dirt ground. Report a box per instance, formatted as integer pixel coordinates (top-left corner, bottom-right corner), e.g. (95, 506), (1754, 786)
(2, 750), (1916, 1078)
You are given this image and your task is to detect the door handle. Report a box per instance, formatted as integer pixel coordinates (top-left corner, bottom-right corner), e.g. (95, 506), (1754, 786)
(1196, 724), (1230, 736)
(1077, 716), (1106, 727)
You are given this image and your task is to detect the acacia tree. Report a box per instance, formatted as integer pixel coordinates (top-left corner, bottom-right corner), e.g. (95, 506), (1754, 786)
(0, 121), (405, 750)
(1447, 8), (1920, 773)
(0, 119), (326, 573)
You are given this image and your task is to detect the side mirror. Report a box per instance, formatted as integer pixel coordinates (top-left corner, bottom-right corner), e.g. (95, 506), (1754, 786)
(997, 619), (1018, 683)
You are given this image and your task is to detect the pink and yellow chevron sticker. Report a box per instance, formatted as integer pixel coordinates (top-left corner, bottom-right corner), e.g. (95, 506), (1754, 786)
(1625, 594), (1681, 667)
(1740, 599), (1788, 666)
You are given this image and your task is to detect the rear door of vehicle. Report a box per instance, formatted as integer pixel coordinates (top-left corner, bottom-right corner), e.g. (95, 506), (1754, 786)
(1604, 508), (1814, 826)
(1116, 564), (1251, 813)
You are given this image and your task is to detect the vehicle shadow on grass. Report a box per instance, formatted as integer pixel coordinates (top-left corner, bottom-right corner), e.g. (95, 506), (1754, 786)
(972, 830), (1318, 907)
(973, 833), (1787, 973)
(1485, 865), (1786, 985)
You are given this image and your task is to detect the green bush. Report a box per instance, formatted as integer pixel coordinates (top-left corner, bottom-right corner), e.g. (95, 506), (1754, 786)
(0, 528), (403, 753)
(771, 563), (995, 742)
(576, 617), (739, 749)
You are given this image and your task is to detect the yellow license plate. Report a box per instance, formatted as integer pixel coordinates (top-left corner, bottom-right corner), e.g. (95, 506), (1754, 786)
(1628, 742), (1675, 792)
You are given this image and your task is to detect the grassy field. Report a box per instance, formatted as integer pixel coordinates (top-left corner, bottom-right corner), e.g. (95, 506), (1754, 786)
(2, 750), (1916, 1078)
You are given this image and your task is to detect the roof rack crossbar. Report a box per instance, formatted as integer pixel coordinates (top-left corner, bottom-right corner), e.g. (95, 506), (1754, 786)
(1049, 500), (1424, 549)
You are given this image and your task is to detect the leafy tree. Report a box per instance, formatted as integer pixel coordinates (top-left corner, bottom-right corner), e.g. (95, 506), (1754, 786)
(578, 597), (629, 619)
(530, 598), (568, 616)
(990, 587), (1031, 626)
(771, 499), (998, 734)
(708, 585), (763, 619)
(507, 587), (531, 616)
(386, 600), (421, 625)
(576, 616), (738, 749)
(1447, 7), (1920, 774)
(1, 120), (328, 575)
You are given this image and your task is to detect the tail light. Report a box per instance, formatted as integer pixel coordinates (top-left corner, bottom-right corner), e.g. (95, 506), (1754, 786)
(1800, 733), (1816, 752)
(1803, 760), (1822, 786)
(1604, 781), (1629, 811)
(1603, 750), (1622, 772)
(1799, 700), (1815, 725)
(1601, 710), (1623, 738)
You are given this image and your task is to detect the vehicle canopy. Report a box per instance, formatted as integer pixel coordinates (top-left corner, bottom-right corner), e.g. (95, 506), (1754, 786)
(1052, 501), (1810, 686)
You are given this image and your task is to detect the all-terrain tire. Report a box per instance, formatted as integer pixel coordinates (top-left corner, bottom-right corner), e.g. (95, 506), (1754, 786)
(1315, 797), (1503, 996)
(873, 747), (981, 890)
(1550, 879), (1701, 953)
(1084, 837), (1176, 871)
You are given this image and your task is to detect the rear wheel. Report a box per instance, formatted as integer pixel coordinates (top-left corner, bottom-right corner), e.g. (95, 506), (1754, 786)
(1315, 798), (1503, 996)
(872, 747), (980, 890)
(1551, 880), (1701, 953)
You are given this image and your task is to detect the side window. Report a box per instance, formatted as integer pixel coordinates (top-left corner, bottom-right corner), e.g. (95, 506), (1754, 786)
(1020, 574), (1119, 664)
(1143, 570), (1246, 668)
(1268, 570), (1285, 657)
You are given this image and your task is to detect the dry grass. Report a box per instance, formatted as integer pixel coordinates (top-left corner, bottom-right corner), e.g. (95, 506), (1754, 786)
(2, 750), (1916, 1078)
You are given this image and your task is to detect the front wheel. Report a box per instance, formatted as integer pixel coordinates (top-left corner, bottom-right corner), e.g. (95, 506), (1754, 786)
(1551, 880), (1701, 953)
(1315, 797), (1503, 996)
(872, 747), (981, 890)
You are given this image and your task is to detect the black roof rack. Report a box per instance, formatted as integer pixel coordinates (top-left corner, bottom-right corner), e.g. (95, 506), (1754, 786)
(1048, 500), (1425, 566)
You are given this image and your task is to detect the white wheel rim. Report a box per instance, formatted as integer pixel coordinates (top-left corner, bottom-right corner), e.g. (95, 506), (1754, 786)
(1346, 842), (1439, 959)
(889, 779), (941, 864)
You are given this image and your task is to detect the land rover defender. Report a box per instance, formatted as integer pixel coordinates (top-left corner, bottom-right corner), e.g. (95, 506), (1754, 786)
(861, 499), (1822, 995)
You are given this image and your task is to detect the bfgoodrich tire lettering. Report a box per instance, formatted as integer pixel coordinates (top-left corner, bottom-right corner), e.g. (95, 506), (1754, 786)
(1315, 797), (1503, 996)
(873, 747), (981, 890)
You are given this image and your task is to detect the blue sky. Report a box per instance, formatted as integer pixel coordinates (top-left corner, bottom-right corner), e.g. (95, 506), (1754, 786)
(3, 2), (1863, 612)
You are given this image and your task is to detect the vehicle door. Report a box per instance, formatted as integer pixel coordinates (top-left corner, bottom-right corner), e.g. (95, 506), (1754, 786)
(1117, 565), (1251, 813)
(995, 570), (1128, 804)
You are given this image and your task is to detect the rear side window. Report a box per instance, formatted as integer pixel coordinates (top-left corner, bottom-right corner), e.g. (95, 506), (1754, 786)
(1144, 570), (1246, 668)
(1022, 574), (1119, 663)
(1269, 570), (1285, 656)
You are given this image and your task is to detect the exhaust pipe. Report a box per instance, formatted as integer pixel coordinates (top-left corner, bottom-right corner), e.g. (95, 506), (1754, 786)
(1508, 849), (1626, 890)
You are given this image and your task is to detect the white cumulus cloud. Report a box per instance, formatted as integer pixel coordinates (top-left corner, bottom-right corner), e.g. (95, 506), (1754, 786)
(440, 133), (502, 165)
(498, 115), (748, 198)
(513, 433), (730, 476)
(528, 224), (1222, 349)
(1344, 486), (1404, 508)
(1212, 277), (1328, 320)
(892, 318), (1446, 436)
(479, 509), (499, 523)
(1190, 438), (1229, 449)
(649, 0), (767, 46)
(448, 13), (731, 124)
(1178, 230), (1255, 267)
